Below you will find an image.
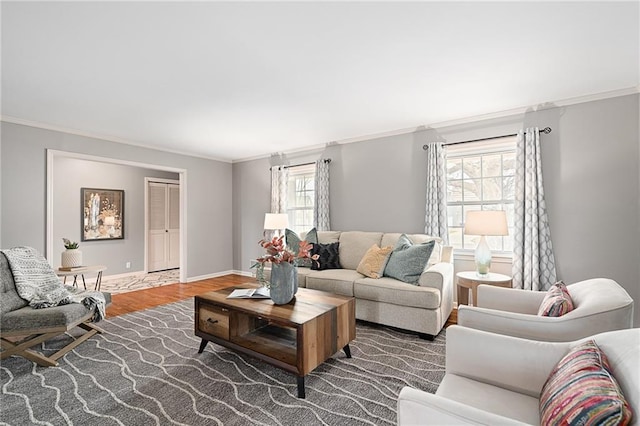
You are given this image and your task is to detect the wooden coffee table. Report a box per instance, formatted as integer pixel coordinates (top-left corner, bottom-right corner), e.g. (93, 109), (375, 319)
(195, 285), (356, 398)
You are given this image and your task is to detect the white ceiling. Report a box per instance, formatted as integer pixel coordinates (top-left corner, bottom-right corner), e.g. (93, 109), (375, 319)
(2, 2), (638, 162)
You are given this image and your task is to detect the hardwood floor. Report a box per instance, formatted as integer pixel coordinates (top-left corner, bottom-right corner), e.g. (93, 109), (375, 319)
(106, 273), (458, 326)
(106, 274), (251, 317)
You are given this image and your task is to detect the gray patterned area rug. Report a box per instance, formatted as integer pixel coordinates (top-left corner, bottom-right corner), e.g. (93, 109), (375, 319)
(1, 299), (445, 425)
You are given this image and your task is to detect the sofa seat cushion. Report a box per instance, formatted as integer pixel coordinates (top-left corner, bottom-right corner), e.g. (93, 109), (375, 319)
(1, 296), (110, 333)
(354, 277), (441, 309)
(437, 374), (540, 425)
(295, 267), (314, 288)
(305, 269), (362, 296)
(1, 291), (111, 333)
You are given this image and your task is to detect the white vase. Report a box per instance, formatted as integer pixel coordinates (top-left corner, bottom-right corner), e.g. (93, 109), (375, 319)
(61, 249), (83, 267)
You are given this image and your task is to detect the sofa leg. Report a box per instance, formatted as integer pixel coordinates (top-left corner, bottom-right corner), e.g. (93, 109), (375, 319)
(418, 333), (435, 341)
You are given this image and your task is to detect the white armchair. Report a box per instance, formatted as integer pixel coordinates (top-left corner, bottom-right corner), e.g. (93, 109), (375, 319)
(397, 326), (640, 425)
(457, 278), (634, 341)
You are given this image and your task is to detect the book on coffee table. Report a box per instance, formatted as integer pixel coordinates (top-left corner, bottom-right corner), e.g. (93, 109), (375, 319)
(227, 288), (270, 299)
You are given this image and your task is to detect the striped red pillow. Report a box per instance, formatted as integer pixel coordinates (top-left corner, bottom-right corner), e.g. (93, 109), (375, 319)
(538, 281), (575, 317)
(540, 340), (633, 425)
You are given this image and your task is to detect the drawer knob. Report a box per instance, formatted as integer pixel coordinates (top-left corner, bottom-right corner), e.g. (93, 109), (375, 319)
(207, 318), (219, 324)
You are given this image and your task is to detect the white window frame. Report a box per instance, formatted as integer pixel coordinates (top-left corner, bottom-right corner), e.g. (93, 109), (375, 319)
(286, 164), (316, 234)
(446, 136), (517, 257)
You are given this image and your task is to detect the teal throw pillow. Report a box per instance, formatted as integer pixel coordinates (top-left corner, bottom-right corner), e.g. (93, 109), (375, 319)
(383, 234), (435, 284)
(285, 228), (318, 268)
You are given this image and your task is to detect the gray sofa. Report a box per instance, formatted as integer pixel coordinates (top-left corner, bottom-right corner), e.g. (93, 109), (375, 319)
(0, 252), (111, 366)
(268, 231), (454, 338)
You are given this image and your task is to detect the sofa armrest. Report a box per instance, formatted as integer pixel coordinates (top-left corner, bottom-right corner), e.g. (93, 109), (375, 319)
(419, 262), (454, 292)
(458, 303), (631, 342)
(397, 387), (530, 425)
(445, 326), (569, 397)
(440, 245), (453, 263)
(476, 285), (545, 314)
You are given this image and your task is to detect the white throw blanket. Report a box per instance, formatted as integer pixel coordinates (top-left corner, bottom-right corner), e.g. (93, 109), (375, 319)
(1, 246), (106, 322)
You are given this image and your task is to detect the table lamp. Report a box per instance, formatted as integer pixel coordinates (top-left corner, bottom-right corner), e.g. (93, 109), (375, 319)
(263, 213), (289, 239)
(463, 210), (508, 277)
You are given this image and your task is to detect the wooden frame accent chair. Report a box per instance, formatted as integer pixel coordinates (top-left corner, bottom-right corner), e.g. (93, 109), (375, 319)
(0, 252), (111, 367)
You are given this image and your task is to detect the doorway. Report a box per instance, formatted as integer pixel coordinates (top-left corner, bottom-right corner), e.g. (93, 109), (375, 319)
(146, 178), (180, 272)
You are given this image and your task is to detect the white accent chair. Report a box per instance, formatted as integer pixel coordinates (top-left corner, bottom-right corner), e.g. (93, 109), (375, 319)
(457, 278), (634, 342)
(397, 326), (640, 425)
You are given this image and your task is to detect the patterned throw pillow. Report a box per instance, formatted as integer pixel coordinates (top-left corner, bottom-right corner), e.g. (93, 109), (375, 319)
(311, 242), (341, 271)
(538, 281), (575, 317)
(356, 244), (393, 279)
(383, 234), (435, 285)
(285, 228), (318, 268)
(540, 340), (633, 426)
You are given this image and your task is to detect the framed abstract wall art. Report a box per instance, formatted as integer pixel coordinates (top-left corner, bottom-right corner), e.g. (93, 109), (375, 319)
(81, 188), (124, 241)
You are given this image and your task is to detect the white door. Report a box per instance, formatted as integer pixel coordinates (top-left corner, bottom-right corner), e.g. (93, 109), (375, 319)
(148, 181), (180, 272)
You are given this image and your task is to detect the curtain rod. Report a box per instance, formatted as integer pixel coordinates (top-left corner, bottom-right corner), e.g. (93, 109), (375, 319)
(422, 127), (552, 150)
(270, 158), (331, 170)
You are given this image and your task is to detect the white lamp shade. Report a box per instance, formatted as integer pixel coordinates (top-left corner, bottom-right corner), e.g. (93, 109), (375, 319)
(263, 213), (289, 230)
(464, 210), (508, 236)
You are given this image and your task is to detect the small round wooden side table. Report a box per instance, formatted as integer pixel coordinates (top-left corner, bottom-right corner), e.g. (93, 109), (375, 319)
(456, 271), (512, 306)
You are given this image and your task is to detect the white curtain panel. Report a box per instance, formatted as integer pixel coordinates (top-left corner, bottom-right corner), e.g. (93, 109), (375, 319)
(314, 159), (331, 231)
(270, 166), (288, 214)
(424, 142), (449, 244)
(512, 127), (557, 291)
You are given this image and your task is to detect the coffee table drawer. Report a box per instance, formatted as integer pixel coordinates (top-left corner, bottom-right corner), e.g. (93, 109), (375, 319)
(198, 305), (230, 340)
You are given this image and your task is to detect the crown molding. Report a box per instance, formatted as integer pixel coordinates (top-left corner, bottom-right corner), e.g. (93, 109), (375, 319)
(427, 86), (640, 131)
(233, 86), (639, 163)
(0, 115), (232, 164)
(3, 86), (638, 164)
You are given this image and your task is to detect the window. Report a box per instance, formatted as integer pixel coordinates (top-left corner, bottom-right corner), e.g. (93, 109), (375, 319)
(446, 136), (516, 253)
(286, 164), (315, 234)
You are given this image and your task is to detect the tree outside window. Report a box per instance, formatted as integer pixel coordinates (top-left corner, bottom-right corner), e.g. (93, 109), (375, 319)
(446, 137), (516, 252)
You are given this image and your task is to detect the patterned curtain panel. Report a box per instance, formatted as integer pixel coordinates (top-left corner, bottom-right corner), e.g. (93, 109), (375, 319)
(314, 159), (331, 231)
(512, 127), (557, 291)
(424, 143), (449, 244)
(270, 166), (288, 214)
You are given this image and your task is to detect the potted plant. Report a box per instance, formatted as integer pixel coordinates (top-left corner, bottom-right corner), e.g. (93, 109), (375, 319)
(252, 236), (318, 304)
(61, 238), (83, 268)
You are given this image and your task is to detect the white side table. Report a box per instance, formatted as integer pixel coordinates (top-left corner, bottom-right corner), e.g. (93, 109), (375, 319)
(56, 265), (107, 291)
(456, 271), (512, 306)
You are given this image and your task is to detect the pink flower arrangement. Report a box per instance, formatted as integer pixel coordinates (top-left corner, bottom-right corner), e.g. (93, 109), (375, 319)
(255, 236), (318, 265)
(252, 236), (319, 287)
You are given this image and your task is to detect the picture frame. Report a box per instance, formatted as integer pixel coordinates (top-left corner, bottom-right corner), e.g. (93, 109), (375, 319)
(81, 188), (124, 241)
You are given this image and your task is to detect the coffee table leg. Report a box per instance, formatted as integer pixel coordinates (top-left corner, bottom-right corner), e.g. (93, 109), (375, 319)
(343, 344), (352, 358)
(198, 339), (209, 354)
(297, 376), (305, 398)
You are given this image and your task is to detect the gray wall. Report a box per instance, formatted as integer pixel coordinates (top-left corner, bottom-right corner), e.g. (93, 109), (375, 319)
(53, 157), (178, 275)
(1, 122), (233, 279)
(232, 94), (640, 326)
